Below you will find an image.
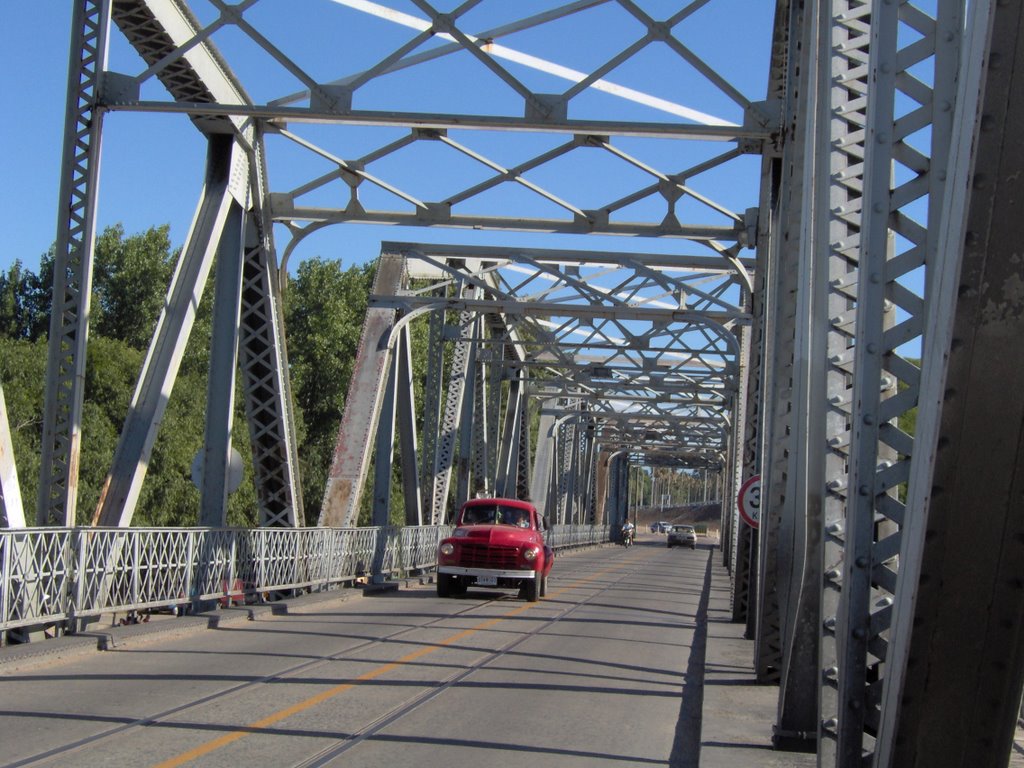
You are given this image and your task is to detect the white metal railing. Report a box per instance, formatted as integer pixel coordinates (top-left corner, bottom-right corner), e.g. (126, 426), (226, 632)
(1, 523), (608, 634)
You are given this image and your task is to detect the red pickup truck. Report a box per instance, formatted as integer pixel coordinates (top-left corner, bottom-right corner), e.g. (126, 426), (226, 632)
(436, 497), (554, 602)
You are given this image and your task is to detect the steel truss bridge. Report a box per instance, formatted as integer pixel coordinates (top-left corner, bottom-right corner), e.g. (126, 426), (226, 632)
(1, 1), (1022, 766)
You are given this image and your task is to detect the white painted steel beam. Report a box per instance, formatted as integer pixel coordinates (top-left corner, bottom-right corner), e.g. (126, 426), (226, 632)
(0, 385), (25, 529)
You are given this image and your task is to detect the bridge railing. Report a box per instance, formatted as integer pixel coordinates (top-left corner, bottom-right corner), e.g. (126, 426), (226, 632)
(1, 523), (609, 634)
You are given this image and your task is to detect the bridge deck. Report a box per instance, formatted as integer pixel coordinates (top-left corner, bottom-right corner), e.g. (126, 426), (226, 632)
(1, 535), (813, 767)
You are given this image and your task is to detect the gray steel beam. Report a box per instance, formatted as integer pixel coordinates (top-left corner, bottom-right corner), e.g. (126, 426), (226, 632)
(319, 253), (405, 527)
(530, 400), (558, 522)
(880, 2), (1024, 765)
(419, 306), (446, 516)
(38, 0), (111, 526)
(95, 137), (245, 527)
(821, 1), (964, 764)
(198, 200), (245, 527)
(454, 317), (481, 506)
(237, 125), (302, 529)
(494, 372), (525, 500)
(394, 328), (424, 527)
(372, 333), (399, 529)
(819, 0), (871, 761)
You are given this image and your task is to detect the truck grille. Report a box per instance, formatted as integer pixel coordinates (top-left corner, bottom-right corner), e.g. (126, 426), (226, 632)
(459, 543), (519, 569)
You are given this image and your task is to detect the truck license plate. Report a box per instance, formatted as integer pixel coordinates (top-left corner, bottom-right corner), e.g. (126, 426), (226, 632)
(476, 575), (497, 586)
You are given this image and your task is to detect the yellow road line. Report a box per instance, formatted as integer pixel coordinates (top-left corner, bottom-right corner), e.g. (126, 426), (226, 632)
(152, 556), (638, 767)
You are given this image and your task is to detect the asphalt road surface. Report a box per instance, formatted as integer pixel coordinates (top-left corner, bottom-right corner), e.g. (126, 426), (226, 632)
(1, 537), (714, 768)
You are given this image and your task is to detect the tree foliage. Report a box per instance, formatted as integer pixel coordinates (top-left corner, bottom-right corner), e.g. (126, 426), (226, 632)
(1, 225), (261, 527)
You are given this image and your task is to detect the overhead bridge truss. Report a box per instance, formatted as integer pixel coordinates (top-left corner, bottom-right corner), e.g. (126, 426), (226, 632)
(319, 242), (749, 529)
(5, 1), (1023, 767)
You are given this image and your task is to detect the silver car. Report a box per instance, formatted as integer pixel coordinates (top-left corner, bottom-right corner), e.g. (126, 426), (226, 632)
(667, 525), (697, 549)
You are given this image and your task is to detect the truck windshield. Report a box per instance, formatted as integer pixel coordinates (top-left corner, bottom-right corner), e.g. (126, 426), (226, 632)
(460, 505), (531, 528)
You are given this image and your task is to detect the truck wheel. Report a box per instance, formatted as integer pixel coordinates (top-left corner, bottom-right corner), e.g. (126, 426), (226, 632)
(523, 575), (540, 602)
(437, 573), (454, 598)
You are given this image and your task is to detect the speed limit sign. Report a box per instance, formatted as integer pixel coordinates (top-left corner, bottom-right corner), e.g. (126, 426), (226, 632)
(737, 475), (761, 529)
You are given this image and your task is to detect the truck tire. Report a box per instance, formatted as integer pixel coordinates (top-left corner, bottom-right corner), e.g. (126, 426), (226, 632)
(437, 573), (454, 598)
(523, 575), (540, 602)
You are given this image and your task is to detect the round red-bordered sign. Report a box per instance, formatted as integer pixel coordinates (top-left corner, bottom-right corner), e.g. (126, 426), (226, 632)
(737, 475), (761, 528)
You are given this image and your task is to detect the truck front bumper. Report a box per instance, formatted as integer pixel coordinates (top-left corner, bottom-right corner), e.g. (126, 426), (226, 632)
(438, 566), (536, 579)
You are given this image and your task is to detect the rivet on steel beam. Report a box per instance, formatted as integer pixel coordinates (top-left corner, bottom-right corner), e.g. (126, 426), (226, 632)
(827, 521), (844, 535)
(824, 666), (839, 681)
(855, 556), (868, 568)
(852, 627), (866, 639)
(876, 596), (894, 608)
(863, 414), (875, 425)
(824, 617), (837, 631)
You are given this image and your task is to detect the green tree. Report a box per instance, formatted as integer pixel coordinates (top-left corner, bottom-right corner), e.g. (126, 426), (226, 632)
(92, 224), (176, 349)
(0, 337), (47, 518)
(0, 259), (50, 341)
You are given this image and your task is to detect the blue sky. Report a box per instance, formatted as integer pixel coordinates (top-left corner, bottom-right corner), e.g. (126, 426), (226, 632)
(1, 1), (772, 278)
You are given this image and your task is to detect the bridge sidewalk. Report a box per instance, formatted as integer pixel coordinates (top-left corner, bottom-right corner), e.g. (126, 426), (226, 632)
(699, 548), (816, 767)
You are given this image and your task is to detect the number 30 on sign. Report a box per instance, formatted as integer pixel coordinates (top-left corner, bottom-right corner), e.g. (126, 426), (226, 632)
(737, 475), (761, 529)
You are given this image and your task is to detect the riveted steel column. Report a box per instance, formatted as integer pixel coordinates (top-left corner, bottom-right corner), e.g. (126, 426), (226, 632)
(238, 132), (303, 529)
(880, 2), (1024, 765)
(38, 0), (111, 526)
(822, 1), (963, 763)
(199, 199), (246, 527)
(429, 305), (475, 524)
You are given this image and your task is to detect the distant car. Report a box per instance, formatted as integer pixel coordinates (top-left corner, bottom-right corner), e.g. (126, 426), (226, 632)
(667, 525), (697, 549)
(653, 521), (671, 533)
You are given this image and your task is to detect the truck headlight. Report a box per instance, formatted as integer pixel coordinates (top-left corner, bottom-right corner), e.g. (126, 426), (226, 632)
(440, 543), (455, 556)
(522, 547), (539, 561)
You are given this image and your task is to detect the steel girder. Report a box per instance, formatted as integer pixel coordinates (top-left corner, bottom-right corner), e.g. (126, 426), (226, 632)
(754, 0), (822, 750)
(811, 1), (987, 766)
(0, 384), (25, 528)
(319, 253), (406, 527)
(878, 2), (1024, 765)
(38, 0), (111, 526)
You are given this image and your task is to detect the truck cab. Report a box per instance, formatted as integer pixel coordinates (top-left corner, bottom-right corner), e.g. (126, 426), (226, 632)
(436, 498), (554, 602)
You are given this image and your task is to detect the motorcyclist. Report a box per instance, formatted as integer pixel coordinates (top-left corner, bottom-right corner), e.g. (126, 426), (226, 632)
(621, 519), (635, 546)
